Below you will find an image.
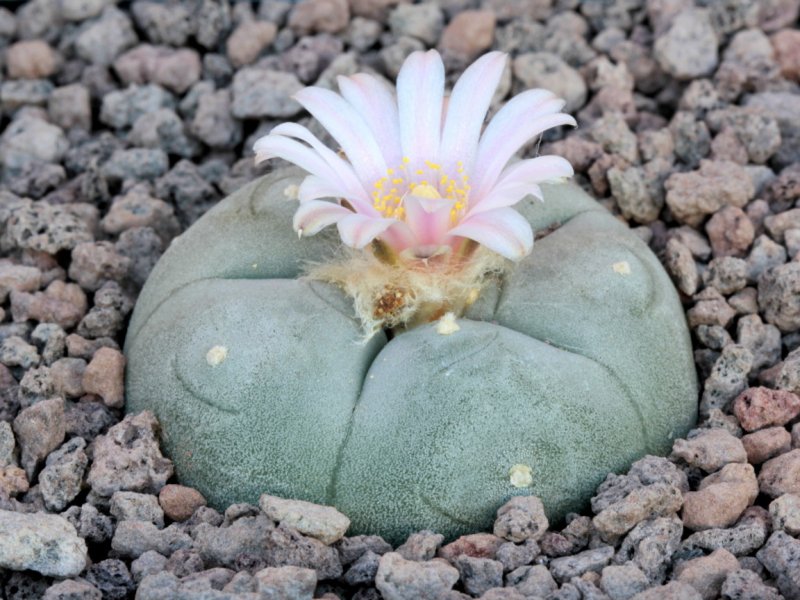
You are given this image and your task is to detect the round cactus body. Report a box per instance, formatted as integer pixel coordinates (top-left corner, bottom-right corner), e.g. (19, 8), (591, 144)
(124, 168), (697, 544)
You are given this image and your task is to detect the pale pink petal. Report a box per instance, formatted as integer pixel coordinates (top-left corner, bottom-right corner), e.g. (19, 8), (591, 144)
(468, 156), (574, 216)
(294, 87), (388, 186)
(253, 135), (340, 183)
(439, 51), (507, 173)
(380, 220), (418, 252)
(271, 124), (369, 199)
(338, 73), (402, 167)
(403, 196), (456, 247)
(293, 200), (353, 236)
(449, 207), (533, 260)
(337, 214), (397, 249)
(270, 122), (376, 215)
(297, 175), (345, 203)
(397, 50), (445, 167)
(471, 91), (577, 198)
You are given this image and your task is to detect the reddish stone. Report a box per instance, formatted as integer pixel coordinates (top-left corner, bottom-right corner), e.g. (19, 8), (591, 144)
(438, 533), (504, 563)
(772, 29), (800, 81)
(159, 484), (207, 522)
(733, 387), (800, 432)
(742, 427), (792, 464)
(439, 10), (496, 65)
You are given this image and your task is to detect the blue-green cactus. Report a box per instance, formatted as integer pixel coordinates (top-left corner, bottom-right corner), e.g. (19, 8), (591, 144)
(125, 168), (697, 544)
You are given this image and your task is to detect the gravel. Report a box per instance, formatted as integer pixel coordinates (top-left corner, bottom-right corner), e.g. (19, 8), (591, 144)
(0, 0), (799, 597)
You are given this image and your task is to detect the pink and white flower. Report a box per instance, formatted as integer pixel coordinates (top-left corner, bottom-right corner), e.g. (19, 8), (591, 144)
(254, 50), (576, 262)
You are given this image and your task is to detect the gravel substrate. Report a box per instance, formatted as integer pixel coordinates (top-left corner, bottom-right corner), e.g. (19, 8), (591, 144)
(0, 0), (799, 598)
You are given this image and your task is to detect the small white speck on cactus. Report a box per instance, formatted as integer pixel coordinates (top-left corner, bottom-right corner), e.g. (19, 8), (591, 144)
(509, 464), (534, 488)
(613, 261), (631, 275)
(436, 312), (460, 335)
(206, 345), (228, 367)
(283, 184), (299, 200)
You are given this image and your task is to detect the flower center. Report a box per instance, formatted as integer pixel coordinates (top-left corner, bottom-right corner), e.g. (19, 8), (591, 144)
(371, 158), (471, 222)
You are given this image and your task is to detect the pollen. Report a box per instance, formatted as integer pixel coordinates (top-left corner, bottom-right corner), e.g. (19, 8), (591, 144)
(370, 158), (473, 222)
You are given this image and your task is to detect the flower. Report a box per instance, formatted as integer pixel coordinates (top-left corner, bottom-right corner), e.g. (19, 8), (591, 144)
(253, 49), (576, 262)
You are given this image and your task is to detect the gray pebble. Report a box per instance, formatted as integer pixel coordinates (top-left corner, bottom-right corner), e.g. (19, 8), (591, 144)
(375, 552), (459, 600)
(110, 491), (165, 528)
(755, 531), (800, 599)
(231, 67), (303, 119)
(39, 436), (88, 512)
(0, 509), (87, 577)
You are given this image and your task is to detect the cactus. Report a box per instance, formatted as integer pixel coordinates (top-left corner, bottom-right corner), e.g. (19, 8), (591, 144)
(125, 168), (697, 543)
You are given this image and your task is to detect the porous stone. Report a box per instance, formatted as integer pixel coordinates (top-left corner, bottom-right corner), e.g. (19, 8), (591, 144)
(388, 3), (443, 45)
(654, 8), (718, 79)
(733, 387), (800, 431)
(720, 568), (783, 600)
(682, 463), (758, 530)
(374, 552), (459, 600)
(742, 427), (792, 464)
(680, 506), (769, 557)
(6, 40), (57, 79)
(87, 411), (173, 497)
(0, 510), (88, 577)
(396, 530), (444, 561)
(110, 491), (165, 528)
(111, 521), (192, 559)
(665, 160), (755, 227)
(439, 10), (496, 67)
(494, 496), (549, 543)
(258, 495), (349, 545)
(39, 437), (88, 512)
(593, 483), (683, 539)
(699, 345), (753, 416)
(671, 428), (747, 472)
(75, 7), (137, 67)
(159, 484), (207, 522)
(453, 555), (503, 597)
(758, 449), (800, 497)
(507, 564), (558, 597)
(759, 263), (800, 332)
(226, 20), (277, 68)
(254, 565), (316, 599)
(48, 84), (92, 131)
(231, 67), (303, 119)
(770, 493), (800, 535)
(600, 564), (650, 600)
(756, 531), (800, 599)
(42, 579), (102, 600)
(81, 347), (126, 408)
(12, 397), (65, 478)
(615, 517), (683, 584)
(438, 533), (504, 563)
(513, 52), (587, 113)
(673, 548), (739, 599)
(550, 545), (614, 583)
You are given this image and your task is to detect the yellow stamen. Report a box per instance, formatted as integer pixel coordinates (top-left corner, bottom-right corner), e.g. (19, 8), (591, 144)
(412, 184), (441, 199)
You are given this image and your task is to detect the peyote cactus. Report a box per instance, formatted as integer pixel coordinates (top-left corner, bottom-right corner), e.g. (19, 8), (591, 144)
(124, 168), (697, 543)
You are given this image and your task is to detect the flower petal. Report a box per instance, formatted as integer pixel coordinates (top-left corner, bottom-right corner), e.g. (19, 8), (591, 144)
(449, 207), (534, 260)
(471, 91), (577, 199)
(403, 196), (456, 247)
(439, 51), (507, 174)
(468, 156), (574, 216)
(397, 50), (445, 167)
(293, 200), (353, 236)
(270, 122), (376, 215)
(297, 175), (344, 203)
(338, 73), (402, 167)
(294, 86), (388, 186)
(337, 214), (397, 249)
(253, 135), (340, 183)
